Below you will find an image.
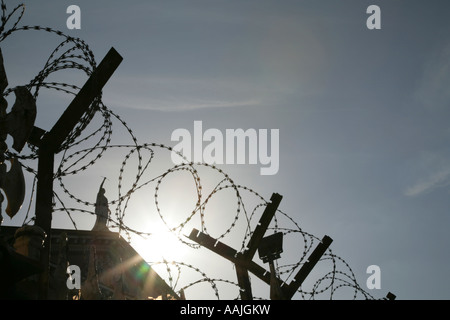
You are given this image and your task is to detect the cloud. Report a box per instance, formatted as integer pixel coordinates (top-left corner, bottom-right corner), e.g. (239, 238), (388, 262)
(104, 76), (263, 112)
(404, 166), (450, 197)
(109, 96), (260, 112)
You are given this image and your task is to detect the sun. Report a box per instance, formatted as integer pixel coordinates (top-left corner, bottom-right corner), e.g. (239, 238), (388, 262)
(132, 228), (190, 264)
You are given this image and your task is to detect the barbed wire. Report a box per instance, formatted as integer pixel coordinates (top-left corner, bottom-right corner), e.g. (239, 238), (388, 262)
(0, 0), (381, 300)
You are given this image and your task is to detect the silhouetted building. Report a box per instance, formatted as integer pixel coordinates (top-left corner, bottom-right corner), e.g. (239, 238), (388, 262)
(0, 225), (179, 300)
(0, 182), (179, 300)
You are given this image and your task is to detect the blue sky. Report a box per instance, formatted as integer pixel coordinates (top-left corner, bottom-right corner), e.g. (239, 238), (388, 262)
(2, 0), (450, 299)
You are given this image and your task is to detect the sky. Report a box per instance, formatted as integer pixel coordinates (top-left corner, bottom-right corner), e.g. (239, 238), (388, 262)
(1, 0), (450, 300)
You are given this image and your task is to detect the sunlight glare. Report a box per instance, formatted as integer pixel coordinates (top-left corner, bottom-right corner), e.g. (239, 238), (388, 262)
(133, 229), (189, 264)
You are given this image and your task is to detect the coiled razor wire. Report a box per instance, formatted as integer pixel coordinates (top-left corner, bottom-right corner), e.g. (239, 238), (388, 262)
(0, 1), (381, 300)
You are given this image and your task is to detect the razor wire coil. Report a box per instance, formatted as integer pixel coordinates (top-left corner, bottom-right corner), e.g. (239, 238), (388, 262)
(0, 0), (379, 300)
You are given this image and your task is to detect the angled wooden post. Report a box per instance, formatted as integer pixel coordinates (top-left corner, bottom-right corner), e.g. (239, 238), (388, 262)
(188, 193), (283, 300)
(241, 193), (282, 260)
(281, 235), (333, 299)
(187, 228), (272, 289)
(34, 47), (122, 299)
(188, 192), (336, 300)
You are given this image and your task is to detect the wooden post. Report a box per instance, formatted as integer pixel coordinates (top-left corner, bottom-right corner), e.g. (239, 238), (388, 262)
(235, 266), (253, 300)
(188, 228), (273, 288)
(242, 193), (282, 260)
(35, 146), (54, 299)
(35, 47), (122, 299)
(281, 235), (333, 299)
(187, 193), (283, 300)
(268, 260), (284, 300)
(188, 193), (335, 300)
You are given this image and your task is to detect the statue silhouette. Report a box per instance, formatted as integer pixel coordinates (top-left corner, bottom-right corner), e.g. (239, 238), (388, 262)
(92, 178), (109, 231)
